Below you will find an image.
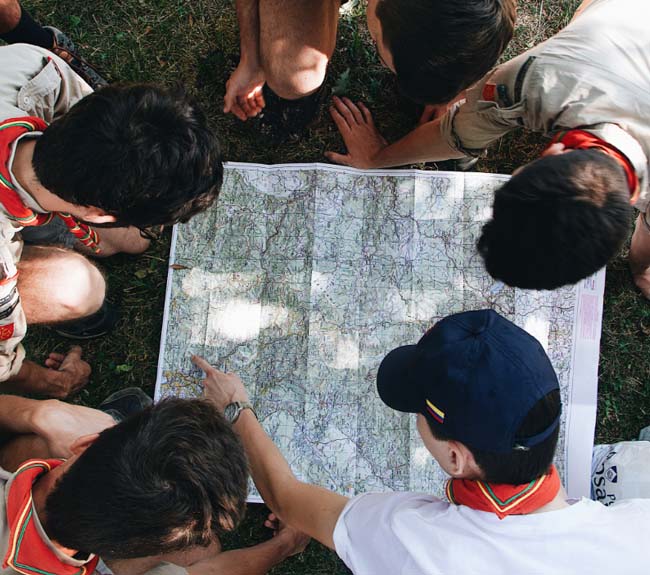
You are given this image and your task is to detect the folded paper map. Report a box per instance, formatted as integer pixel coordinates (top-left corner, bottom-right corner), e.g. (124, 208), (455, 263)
(156, 163), (604, 501)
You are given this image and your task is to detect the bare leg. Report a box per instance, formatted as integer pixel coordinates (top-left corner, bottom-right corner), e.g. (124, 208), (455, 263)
(0, 0), (20, 34)
(18, 245), (106, 324)
(76, 226), (151, 258)
(259, 0), (341, 99)
(629, 214), (650, 298)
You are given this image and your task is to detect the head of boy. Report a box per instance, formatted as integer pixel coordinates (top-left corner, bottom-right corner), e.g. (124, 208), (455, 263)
(42, 399), (248, 565)
(477, 148), (633, 290)
(366, 0), (516, 105)
(32, 84), (223, 230)
(377, 310), (561, 485)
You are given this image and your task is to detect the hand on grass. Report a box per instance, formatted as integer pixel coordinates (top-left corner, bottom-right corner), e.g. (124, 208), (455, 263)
(264, 513), (311, 557)
(193, 355), (250, 412)
(32, 399), (115, 458)
(224, 61), (266, 121)
(325, 96), (388, 169)
(42, 346), (91, 398)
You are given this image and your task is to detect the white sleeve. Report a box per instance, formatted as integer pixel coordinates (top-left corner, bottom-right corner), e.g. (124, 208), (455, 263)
(333, 492), (446, 574)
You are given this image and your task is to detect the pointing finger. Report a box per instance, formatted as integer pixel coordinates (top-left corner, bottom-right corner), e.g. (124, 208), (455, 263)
(191, 354), (213, 373)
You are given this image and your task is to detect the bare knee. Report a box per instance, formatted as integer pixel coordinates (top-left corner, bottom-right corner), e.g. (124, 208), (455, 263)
(52, 253), (106, 318)
(263, 47), (329, 100)
(18, 247), (106, 323)
(0, 0), (21, 33)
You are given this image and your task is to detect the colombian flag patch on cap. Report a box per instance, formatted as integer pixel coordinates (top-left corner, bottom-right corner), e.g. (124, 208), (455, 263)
(426, 399), (445, 424)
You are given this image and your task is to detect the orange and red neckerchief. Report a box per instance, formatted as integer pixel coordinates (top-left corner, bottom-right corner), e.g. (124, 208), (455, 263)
(3, 459), (99, 575)
(549, 129), (640, 201)
(0, 117), (101, 253)
(446, 465), (561, 520)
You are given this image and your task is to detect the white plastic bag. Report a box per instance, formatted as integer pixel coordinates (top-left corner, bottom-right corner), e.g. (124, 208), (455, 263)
(591, 440), (650, 504)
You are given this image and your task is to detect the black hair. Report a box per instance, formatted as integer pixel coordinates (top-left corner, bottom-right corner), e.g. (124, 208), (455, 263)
(429, 389), (561, 484)
(478, 150), (633, 290)
(45, 399), (248, 559)
(33, 84), (223, 228)
(376, 0), (516, 104)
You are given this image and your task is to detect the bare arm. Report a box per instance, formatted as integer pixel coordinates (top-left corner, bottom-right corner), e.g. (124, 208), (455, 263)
(236, 0), (261, 66)
(189, 517), (308, 575)
(371, 119), (465, 167)
(3, 347), (90, 399)
(194, 356), (349, 550)
(0, 394), (42, 434)
(225, 0), (266, 120)
(0, 394), (114, 469)
(325, 97), (464, 169)
(234, 411), (348, 549)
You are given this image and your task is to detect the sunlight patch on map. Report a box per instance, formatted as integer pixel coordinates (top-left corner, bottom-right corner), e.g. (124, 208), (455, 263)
(413, 445), (433, 469)
(524, 315), (550, 351)
(332, 335), (360, 370)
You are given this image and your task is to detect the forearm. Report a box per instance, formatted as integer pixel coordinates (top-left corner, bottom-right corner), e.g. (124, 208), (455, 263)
(235, 0), (261, 65)
(0, 394), (41, 433)
(233, 411), (347, 548)
(188, 538), (294, 575)
(3, 360), (55, 396)
(372, 120), (465, 168)
(234, 411), (299, 515)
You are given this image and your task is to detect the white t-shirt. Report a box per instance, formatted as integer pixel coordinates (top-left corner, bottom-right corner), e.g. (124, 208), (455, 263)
(333, 492), (650, 574)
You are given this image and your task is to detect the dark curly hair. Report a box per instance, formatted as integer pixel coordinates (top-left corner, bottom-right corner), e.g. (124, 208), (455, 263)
(45, 399), (248, 559)
(478, 150), (633, 290)
(33, 84), (223, 228)
(376, 0), (516, 104)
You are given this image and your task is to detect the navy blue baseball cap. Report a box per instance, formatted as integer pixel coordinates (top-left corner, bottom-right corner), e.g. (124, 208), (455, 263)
(377, 310), (561, 453)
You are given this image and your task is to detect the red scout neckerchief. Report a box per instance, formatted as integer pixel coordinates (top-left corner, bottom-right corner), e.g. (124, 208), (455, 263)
(0, 117), (101, 253)
(549, 129), (640, 201)
(3, 459), (100, 575)
(445, 465), (561, 520)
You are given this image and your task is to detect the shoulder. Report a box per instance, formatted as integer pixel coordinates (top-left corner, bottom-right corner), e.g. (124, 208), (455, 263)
(570, 497), (650, 524)
(333, 492), (452, 572)
(606, 498), (650, 516)
(0, 44), (55, 78)
(335, 491), (451, 534)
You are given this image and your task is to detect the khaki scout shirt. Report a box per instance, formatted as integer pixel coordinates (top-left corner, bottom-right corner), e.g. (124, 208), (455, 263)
(439, 0), (650, 211)
(0, 466), (187, 575)
(0, 44), (92, 381)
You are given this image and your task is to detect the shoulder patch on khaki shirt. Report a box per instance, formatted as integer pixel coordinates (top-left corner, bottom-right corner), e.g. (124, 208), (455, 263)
(482, 83), (497, 102)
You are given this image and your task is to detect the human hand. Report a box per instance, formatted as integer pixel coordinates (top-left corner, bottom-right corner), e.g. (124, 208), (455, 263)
(325, 96), (388, 168)
(264, 513), (310, 557)
(31, 399), (115, 458)
(42, 346), (91, 398)
(224, 61), (266, 121)
(192, 355), (250, 413)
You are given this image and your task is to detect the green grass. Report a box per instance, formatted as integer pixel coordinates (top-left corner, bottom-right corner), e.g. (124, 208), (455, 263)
(15, 0), (650, 572)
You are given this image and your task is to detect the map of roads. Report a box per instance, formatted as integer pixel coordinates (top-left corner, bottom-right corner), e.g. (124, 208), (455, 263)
(156, 163), (604, 501)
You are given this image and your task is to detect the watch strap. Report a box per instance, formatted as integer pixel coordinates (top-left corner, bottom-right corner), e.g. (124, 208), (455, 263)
(225, 401), (257, 424)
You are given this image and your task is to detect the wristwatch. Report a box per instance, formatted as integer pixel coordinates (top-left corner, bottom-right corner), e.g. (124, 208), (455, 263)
(224, 401), (257, 424)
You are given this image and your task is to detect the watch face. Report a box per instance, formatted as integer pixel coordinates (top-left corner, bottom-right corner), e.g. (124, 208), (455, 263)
(224, 403), (239, 423)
